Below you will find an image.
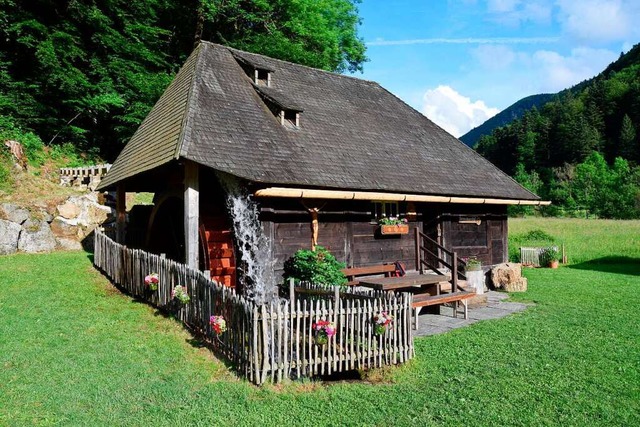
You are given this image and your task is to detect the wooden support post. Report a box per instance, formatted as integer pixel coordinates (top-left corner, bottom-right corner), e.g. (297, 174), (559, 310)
(184, 161), (199, 269)
(116, 184), (126, 244)
(452, 252), (458, 292)
(414, 227), (421, 273)
(289, 278), (295, 306)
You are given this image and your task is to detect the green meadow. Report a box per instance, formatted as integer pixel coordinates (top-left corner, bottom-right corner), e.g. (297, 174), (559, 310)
(1, 219), (638, 426)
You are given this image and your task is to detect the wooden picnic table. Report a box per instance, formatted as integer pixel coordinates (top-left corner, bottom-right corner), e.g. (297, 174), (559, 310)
(357, 274), (449, 291)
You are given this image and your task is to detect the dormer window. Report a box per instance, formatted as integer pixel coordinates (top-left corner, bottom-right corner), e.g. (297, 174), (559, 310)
(281, 110), (299, 128)
(255, 68), (271, 87)
(230, 50), (275, 87)
(252, 85), (303, 129)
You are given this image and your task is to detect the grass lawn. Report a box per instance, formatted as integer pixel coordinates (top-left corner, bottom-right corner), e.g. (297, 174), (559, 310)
(1, 219), (639, 426)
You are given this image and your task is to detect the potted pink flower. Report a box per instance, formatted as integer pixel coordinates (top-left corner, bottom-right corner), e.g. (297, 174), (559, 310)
(373, 311), (393, 335)
(144, 273), (159, 291)
(312, 320), (336, 346)
(172, 285), (190, 305)
(209, 315), (227, 336)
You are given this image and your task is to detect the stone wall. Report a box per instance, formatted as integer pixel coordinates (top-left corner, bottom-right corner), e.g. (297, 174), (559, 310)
(0, 193), (114, 255)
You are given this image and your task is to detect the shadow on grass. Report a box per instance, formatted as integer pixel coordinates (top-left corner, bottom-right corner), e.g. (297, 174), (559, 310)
(567, 256), (640, 276)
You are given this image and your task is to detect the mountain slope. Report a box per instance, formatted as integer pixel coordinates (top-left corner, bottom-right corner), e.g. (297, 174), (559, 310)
(460, 93), (554, 147)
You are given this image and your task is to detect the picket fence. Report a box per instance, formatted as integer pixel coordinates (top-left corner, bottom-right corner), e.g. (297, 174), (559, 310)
(93, 231), (414, 385)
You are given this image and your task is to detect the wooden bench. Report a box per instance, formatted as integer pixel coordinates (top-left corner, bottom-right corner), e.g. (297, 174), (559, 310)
(412, 290), (476, 326)
(341, 264), (397, 286)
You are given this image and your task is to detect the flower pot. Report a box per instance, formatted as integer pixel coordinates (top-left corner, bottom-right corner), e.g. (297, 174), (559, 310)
(314, 334), (328, 346)
(374, 324), (388, 336)
(380, 224), (409, 235)
(466, 269), (485, 294)
(549, 260), (559, 269)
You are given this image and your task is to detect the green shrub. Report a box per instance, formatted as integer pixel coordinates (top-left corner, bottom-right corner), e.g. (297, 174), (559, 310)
(508, 228), (558, 262)
(0, 151), (14, 193)
(0, 116), (46, 167)
(283, 246), (347, 288)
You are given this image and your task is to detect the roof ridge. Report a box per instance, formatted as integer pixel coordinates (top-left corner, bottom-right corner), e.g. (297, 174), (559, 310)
(199, 41), (378, 86)
(175, 43), (205, 159)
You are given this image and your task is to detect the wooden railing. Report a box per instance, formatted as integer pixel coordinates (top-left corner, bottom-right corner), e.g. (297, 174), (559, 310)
(93, 230), (414, 385)
(59, 163), (111, 189)
(414, 228), (467, 292)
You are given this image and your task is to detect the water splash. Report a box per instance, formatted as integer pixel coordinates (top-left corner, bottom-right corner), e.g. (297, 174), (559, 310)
(217, 173), (276, 305)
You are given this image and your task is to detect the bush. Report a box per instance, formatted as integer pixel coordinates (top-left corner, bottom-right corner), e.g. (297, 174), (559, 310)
(0, 151), (14, 194)
(0, 116), (46, 167)
(508, 229), (557, 262)
(283, 246), (347, 288)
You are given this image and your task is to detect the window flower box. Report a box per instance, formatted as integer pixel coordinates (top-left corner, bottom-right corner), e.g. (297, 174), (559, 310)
(378, 217), (409, 235)
(380, 224), (409, 235)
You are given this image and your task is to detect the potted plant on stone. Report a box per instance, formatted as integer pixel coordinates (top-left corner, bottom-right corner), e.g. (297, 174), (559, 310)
(463, 257), (484, 294)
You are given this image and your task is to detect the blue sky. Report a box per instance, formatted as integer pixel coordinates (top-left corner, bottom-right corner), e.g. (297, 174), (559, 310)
(356, 0), (640, 137)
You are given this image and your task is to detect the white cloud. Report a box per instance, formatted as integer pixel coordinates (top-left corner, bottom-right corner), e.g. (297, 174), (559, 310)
(367, 37), (559, 46)
(556, 0), (640, 43)
(421, 86), (499, 137)
(488, 0), (520, 13)
(471, 44), (517, 70)
(532, 47), (618, 91)
(487, 0), (552, 26)
(467, 45), (618, 96)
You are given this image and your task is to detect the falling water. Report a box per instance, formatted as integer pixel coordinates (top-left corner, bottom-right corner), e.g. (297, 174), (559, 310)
(217, 173), (277, 305)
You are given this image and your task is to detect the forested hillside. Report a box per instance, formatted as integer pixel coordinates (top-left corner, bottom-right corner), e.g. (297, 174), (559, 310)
(475, 44), (640, 219)
(0, 0), (366, 161)
(460, 93), (554, 147)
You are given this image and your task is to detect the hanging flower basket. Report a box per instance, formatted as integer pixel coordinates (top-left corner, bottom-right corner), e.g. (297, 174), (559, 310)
(144, 273), (159, 291)
(172, 285), (190, 305)
(209, 315), (227, 336)
(312, 320), (336, 346)
(380, 224), (409, 235)
(373, 311), (393, 335)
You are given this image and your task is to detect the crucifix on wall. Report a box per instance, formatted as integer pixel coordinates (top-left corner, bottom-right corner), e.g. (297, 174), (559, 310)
(301, 201), (326, 251)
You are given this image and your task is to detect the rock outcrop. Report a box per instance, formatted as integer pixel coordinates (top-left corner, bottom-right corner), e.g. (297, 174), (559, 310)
(0, 219), (21, 255)
(18, 219), (57, 253)
(490, 263), (528, 292)
(0, 193), (114, 255)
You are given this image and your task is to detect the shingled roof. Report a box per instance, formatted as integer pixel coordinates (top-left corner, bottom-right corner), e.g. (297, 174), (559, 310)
(99, 41), (539, 201)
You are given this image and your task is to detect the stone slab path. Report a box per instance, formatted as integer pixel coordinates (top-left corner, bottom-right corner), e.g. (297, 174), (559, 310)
(413, 291), (530, 337)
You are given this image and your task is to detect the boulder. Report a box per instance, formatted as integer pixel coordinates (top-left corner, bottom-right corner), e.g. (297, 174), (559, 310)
(56, 237), (83, 251)
(0, 203), (29, 224)
(490, 263), (527, 292)
(0, 219), (21, 255)
(57, 201), (81, 220)
(50, 217), (83, 240)
(18, 219), (56, 253)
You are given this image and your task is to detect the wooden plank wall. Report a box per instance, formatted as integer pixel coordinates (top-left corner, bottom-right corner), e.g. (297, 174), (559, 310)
(439, 206), (508, 266)
(93, 230), (414, 385)
(268, 220), (420, 279)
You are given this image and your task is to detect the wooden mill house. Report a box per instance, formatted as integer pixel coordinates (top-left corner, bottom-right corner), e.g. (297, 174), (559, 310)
(98, 42), (547, 293)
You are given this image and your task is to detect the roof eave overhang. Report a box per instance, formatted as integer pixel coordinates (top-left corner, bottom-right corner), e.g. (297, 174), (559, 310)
(254, 187), (551, 206)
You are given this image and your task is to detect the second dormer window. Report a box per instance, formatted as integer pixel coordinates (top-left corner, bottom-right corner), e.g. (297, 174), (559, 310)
(281, 109), (299, 128)
(255, 68), (270, 86)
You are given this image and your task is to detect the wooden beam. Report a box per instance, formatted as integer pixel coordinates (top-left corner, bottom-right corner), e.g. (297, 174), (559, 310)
(184, 161), (199, 269)
(116, 184), (126, 244)
(254, 187), (551, 206)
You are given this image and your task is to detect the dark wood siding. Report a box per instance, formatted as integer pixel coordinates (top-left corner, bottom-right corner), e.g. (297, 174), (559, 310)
(259, 198), (421, 279)
(431, 204), (508, 266)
